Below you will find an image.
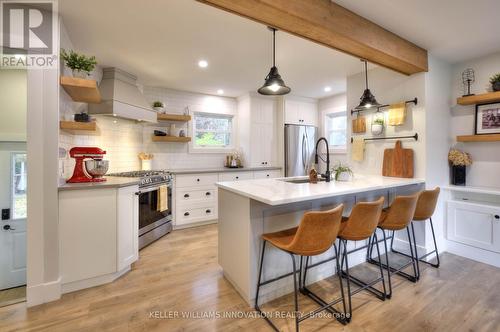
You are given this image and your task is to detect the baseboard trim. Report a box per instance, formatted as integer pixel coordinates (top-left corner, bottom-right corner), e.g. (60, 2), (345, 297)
(174, 219), (217, 230)
(27, 278), (61, 307)
(61, 266), (130, 294)
(445, 240), (500, 268)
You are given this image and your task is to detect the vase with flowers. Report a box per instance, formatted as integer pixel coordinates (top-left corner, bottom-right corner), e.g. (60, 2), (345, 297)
(448, 149), (472, 186)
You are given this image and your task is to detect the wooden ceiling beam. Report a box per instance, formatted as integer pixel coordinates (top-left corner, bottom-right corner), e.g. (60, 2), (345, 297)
(196, 0), (428, 75)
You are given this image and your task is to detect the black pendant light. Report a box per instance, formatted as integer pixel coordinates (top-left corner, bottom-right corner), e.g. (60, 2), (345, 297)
(355, 59), (381, 110)
(258, 27), (291, 95)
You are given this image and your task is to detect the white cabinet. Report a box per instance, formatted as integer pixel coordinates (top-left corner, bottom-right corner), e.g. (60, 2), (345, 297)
(117, 186), (139, 270)
(447, 200), (500, 253)
(59, 185), (139, 292)
(238, 94), (278, 167)
(284, 98), (318, 126)
(253, 170), (282, 179)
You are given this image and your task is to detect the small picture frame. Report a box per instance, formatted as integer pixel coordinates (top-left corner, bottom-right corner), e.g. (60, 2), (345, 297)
(475, 102), (500, 135)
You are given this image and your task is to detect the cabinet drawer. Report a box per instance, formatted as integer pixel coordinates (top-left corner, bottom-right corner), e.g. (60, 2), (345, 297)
(175, 173), (218, 188)
(176, 188), (216, 205)
(253, 170), (282, 179)
(219, 171), (254, 182)
(176, 205), (217, 225)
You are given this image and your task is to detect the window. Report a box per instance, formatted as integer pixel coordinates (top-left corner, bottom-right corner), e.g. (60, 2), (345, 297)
(325, 112), (347, 153)
(12, 153), (27, 219)
(192, 112), (233, 150)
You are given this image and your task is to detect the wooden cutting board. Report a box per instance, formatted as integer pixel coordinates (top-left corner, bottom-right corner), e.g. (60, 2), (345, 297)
(352, 116), (366, 133)
(382, 140), (414, 178)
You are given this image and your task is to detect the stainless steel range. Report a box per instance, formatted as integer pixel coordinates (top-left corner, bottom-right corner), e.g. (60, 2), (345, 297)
(108, 170), (173, 249)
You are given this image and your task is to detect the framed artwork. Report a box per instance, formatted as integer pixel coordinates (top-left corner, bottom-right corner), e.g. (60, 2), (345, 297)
(475, 102), (500, 135)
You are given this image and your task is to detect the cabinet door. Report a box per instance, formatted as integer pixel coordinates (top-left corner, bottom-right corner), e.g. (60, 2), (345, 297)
(300, 102), (318, 126)
(447, 200), (500, 253)
(250, 97), (276, 166)
(284, 99), (300, 124)
(117, 185), (139, 270)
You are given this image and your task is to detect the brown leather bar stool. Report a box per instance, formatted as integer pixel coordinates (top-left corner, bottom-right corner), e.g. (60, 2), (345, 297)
(367, 193), (420, 298)
(391, 187), (441, 275)
(336, 197), (386, 322)
(255, 204), (347, 331)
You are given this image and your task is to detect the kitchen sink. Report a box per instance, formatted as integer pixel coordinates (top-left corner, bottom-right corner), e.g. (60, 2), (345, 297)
(280, 177), (327, 184)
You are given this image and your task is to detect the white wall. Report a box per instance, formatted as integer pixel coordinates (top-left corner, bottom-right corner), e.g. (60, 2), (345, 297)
(347, 67), (426, 178)
(450, 52), (500, 187)
(0, 70), (27, 141)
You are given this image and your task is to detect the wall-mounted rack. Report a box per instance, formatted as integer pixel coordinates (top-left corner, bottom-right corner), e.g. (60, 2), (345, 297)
(351, 97), (418, 115)
(351, 133), (418, 143)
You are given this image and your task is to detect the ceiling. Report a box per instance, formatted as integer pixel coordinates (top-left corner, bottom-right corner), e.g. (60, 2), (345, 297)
(59, 0), (369, 99)
(334, 0), (500, 64)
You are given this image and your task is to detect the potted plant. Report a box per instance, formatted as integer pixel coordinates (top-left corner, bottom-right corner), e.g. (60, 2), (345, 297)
(489, 73), (500, 91)
(60, 49), (97, 78)
(448, 148), (472, 186)
(371, 116), (385, 135)
(333, 163), (353, 182)
(152, 101), (165, 113)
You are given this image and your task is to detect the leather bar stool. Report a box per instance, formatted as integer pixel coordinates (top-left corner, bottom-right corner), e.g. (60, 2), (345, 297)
(255, 204), (347, 331)
(367, 193), (420, 298)
(391, 187), (441, 275)
(336, 197), (386, 322)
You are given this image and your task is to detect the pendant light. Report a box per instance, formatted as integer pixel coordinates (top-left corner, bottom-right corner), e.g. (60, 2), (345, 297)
(258, 27), (291, 95)
(355, 59), (381, 110)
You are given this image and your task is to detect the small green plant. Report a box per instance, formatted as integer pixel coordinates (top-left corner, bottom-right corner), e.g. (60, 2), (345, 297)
(489, 73), (500, 84)
(332, 163), (353, 181)
(60, 49), (97, 74)
(152, 101), (164, 108)
(373, 117), (384, 125)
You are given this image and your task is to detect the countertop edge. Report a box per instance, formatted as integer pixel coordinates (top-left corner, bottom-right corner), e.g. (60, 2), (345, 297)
(216, 178), (426, 206)
(58, 177), (140, 191)
(170, 166), (282, 175)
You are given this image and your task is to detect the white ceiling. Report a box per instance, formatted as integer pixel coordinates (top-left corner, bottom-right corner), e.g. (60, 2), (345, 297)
(59, 0), (369, 99)
(334, 0), (500, 63)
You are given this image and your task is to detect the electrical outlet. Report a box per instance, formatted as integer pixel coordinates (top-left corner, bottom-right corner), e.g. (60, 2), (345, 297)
(1, 209), (10, 220)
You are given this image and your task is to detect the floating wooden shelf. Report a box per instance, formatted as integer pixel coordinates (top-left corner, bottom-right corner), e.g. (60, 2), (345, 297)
(151, 135), (191, 143)
(157, 113), (191, 122)
(60, 76), (101, 103)
(457, 91), (500, 105)
(60, 121), (97, 133)
(456, 134), (500, 142)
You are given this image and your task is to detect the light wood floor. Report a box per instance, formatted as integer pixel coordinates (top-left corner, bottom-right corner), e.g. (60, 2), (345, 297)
(0, 224), (499, 332)
(0, 286), (26, 308)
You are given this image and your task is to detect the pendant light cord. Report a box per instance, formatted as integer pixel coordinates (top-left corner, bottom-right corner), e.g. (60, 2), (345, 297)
(272, 28), (276, 67)
(364, 60), (368, 89)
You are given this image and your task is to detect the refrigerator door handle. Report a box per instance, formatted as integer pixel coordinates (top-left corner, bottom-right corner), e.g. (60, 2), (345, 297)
(301, 134), (306, 169)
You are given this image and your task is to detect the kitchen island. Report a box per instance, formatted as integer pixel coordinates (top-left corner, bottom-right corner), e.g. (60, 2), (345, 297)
(216, 175), (425, 305)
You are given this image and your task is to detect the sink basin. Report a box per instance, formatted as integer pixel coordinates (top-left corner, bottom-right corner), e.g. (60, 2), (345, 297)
(280, 177), (327, 184)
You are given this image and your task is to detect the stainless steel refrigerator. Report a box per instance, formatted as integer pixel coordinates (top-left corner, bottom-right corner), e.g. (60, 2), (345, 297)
(284, 124), (318, 177)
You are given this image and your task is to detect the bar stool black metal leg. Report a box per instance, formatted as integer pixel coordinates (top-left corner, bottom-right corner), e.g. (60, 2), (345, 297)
(342, 240), (352, 322)
(290, 253), (300, 332)
(299, 256), (304, 291)
(406, 226), (419, 282)
(302, 256), (309, 289)
(427, 218), (440, 268)
(255, 240), (266, 310)
(373, 233), (387, 299)
(410, 222), (421, 279)
(381, 229), (392, 298)
(334, 244), (347, 322)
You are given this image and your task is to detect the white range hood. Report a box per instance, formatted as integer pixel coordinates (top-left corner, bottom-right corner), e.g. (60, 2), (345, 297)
(88, 67), (157, 123)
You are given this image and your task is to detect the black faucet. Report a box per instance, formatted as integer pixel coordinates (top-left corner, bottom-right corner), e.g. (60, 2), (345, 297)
(314, 137), (331, 182)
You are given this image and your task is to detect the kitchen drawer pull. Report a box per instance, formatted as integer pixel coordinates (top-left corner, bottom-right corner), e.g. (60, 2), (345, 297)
(184, 194), (190, 198)
(266, 174), (270, 177)
(206, 209), (211, 214)
(196, 178), (200, 182)
(206, 192), (211, 196)
(184, 212), (190, 217)
(495, 215), (500, 219)
(236, 176), (239, 179)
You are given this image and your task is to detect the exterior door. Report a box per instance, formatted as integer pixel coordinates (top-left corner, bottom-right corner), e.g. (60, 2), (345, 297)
(0, 218), (27, 289)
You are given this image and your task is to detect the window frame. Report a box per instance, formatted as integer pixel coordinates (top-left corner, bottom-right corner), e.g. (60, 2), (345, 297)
(324, 108), (348, 154)
(11, 152), (27, 220)
(189, 111), (235, 153)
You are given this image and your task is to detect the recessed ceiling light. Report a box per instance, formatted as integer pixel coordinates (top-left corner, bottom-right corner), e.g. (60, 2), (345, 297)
(324, 86), (332, 92)
(198, 60), (208, 68)
(217, 89), (224, 95)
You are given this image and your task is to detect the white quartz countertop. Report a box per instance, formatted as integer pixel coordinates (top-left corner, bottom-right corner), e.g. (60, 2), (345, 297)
(58, 176), (140, 191)
(169, 166), (281, 175)
(216, 175), (425, 206)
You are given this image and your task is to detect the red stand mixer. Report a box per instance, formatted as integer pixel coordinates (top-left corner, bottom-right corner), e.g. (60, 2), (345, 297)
(67, 147), (108, 183)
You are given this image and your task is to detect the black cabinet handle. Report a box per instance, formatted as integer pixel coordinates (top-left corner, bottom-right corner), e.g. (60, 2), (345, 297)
(184, 212), (190, 216)
(184, 194), (190, 198)
(206, 209), (211, 214)
(236, 176), (239, 179)
(197, 179), (200, 182)
(495, 215), (499, 219)
(266, 174), (270, 177)
(135, 191), (142, 196)
(3, 224), (15, 231)
(206, 192), (211, 196)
